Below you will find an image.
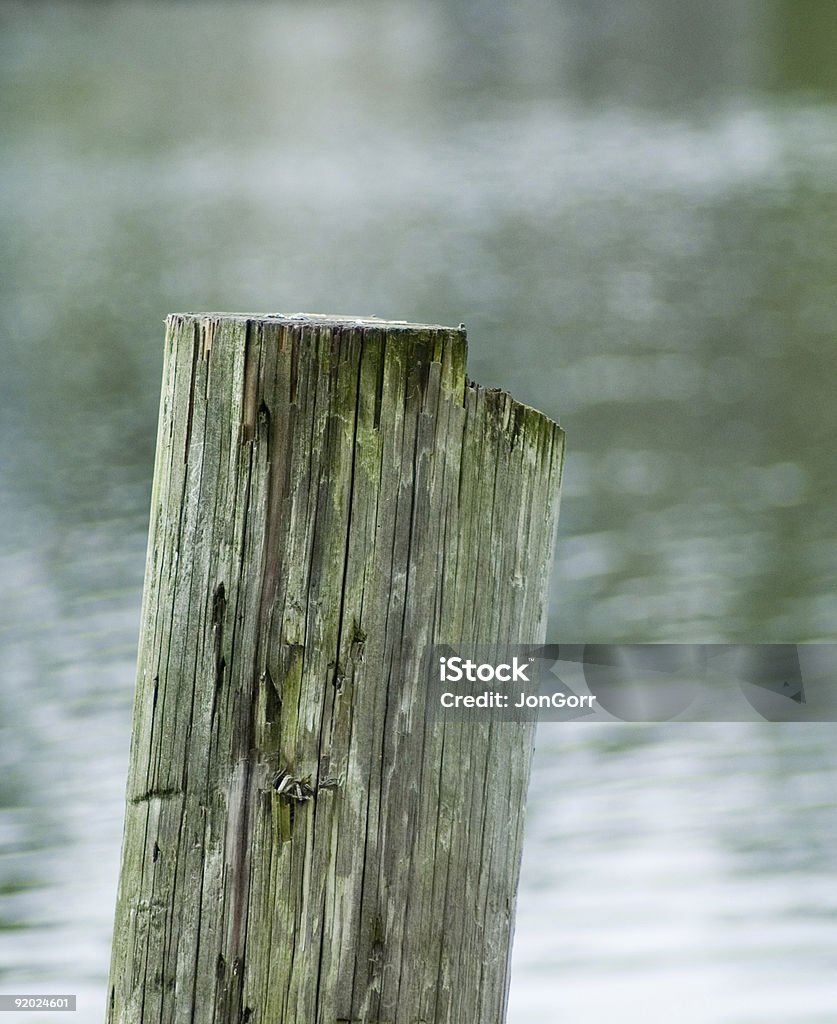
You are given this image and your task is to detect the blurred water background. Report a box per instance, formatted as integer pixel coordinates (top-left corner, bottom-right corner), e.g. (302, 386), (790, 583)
(1, 2), (836, 1020)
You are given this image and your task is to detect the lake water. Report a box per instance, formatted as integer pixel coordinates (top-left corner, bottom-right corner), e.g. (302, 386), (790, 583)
(1, 3), (836, 1021)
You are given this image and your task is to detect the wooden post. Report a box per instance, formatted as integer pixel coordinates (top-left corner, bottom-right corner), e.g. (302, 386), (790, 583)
(108, 313), (563, 1024)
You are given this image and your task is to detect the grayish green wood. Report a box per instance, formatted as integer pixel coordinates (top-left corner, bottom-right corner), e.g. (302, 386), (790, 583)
(108, 313), (564, 1024)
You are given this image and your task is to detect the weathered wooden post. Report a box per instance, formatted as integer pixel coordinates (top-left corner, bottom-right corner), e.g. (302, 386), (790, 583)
(108, 313), (563, 1024)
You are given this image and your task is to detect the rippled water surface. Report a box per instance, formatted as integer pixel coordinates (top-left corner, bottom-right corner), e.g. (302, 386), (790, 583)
(1, 3), (836, 1021)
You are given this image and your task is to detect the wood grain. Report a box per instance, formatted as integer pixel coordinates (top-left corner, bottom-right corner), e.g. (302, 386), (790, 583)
(108, 313), (564, 1024)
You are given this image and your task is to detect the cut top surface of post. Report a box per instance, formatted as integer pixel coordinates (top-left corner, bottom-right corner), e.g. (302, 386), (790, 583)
(170, 311), (462, 332)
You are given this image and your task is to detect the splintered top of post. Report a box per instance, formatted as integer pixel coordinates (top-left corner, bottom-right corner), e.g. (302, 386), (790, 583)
(170, 312), (463, 333)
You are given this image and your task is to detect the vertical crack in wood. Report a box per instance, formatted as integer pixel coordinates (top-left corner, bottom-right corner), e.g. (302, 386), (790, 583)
(211, 582), (227, 723)
(183, 321), (199, 464)
(312, 324), (365, 1021)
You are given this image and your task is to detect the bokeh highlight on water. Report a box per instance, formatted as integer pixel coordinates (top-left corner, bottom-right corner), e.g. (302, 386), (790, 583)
(1, 2), (836, 1021)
